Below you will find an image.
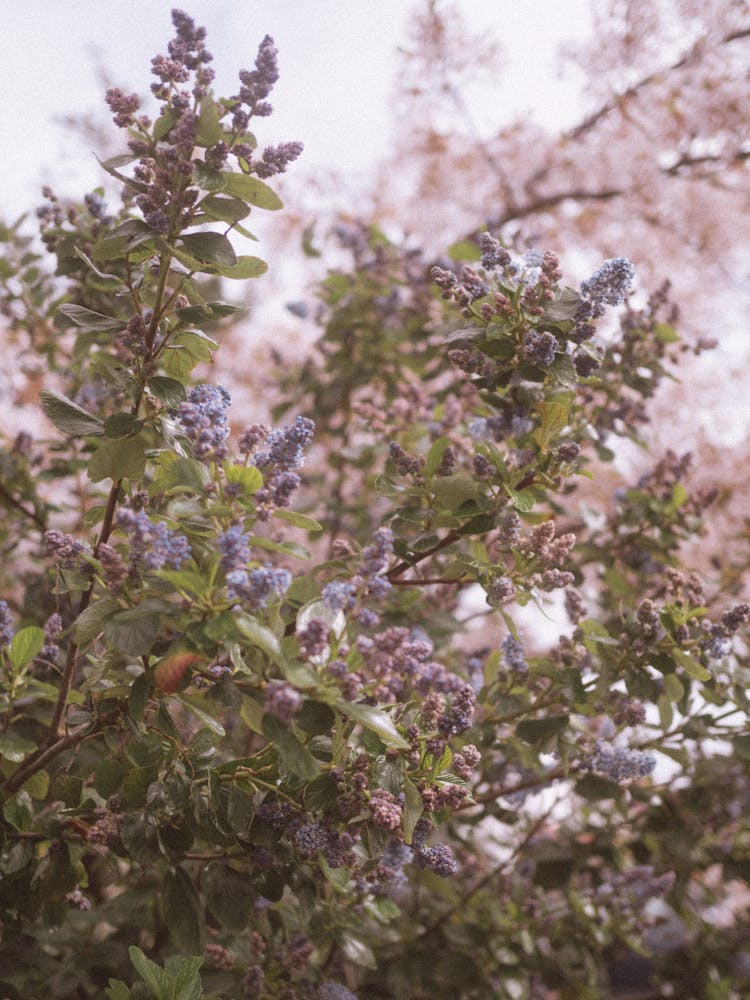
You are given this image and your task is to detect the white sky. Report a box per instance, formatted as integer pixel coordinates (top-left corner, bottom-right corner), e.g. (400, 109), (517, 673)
(1, 0), (593, 219)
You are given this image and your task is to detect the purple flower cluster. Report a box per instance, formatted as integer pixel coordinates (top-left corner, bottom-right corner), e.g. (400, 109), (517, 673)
(253, 415), (315, 473)
(45, 529), (88, 570)
(319, 983), (358, 1000)
(322, 580), (357, 613)
(218, 524), (251, 572)
(253, 141), (304, 179)
(36, 613), (64, 664)
(355, 626), (462, 702)
(522, 329), (557, 366)
(176, 384), (231, 462)
(486, 575), (515, 606)
(0, 601), (15, 647)
(583, 741), (656, 783)
(264, 680), (302, 723)
(411, 817), (458, 878)
(368, 789), (403, 831)
(501, 634), (528, 674)
(578, 257), (635, 320)
(226, 564), (291, 609)
(437, 684), (476, 736)
(116, 509), (190, 570)
(358, 528), (394, 596)
(234, 35), (279, 120)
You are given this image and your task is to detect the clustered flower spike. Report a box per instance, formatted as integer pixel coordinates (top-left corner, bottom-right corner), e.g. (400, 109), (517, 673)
(218, 524), (251, 572)
(254, 415), (315, 473)
(226, 564), (292, 609)
(411, 817), (458, 878)
(577, 257), (635, 320)
(583, 741), (656, 783)
(116, 509), (190, 570)
(176, 384), (231, 461)
(318, 982), (359, 1000)
(0, 601), (15, 648)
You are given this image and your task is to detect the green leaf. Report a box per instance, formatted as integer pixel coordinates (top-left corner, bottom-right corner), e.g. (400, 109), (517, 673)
(402, 776), (424, 843)
(262, 714), (321, 780)
(272, 508), (323, 531)
(426, 436), (451, 477)
(40, 389), (105, 437)
(0, 734), (36, 762)
(203, 862), (258, 931)
(506, 487), (536, 513)
(446, 239), (481, 261)
(105, 980), (131, 1000)
(196, 97), (223, 146)
(217, 255), (268, 279)
(222, 172), (283, 210)
(224, 463), (263, 495)
(516, 714), (570, 743)
(163, 955), (205, 1000)
(178, 232), (237, 268)
(341, 935), (377, 969)
(575, 774), (619, 800)
(234, 612), (285, 667)
(73, 598), (120, 645)
(542, 287), (580, 323)
(156, 569), (210, 599)
(128, 946), (167, 996)
(153, 106), (180, 140)
(193, 160), (228, 192)
(103, 607), (161, 656)
(673, 648), (711, 681)
(8, 626), (45, 669)
(57, 303), (123, 332)
(148, 376), (187, 406)
(104, 413), (142, 439)
(163, 868), (204, 955)
(337, 701), (409, 750)
(200, 194), (250, 223)
(154, 456), (211, 494)
(88, 435), (148, 483)
(173, 695), (226, 737)
(533, 400), (570, 452)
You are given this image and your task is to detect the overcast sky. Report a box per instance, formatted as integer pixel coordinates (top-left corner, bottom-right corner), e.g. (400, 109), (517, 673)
(1, 0), (592, 219)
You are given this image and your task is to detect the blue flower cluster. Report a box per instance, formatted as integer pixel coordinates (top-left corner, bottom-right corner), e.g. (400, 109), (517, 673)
(584, 741), (656, 783)
(176, 384), (231, 461)
(226, 564), (291, 608)
(254, 415), (315, 473)
(501, 634), (528, 673)
(578, 257), (635, 320)
(217, 524), (251, 572)
(411, 817), (458, 878)
(116, 509), (190, 570)
(0, 601), (15, 648)
(322, 580), (357, 613)
(318, 983), (358, 1000)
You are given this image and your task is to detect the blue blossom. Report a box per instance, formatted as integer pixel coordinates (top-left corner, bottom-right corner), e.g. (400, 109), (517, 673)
(0, 601), (15, 648)
(176, 384), (231, 461)
(226, 564), (291, 608)
(504, 249), (543, 289)
(583, 741), (655, 783)
(254, 415), (315, 473)
(116, 509), (190, 570)
(318, 983), (358, 1000)
(501, 634), (528, 673)
(294, 819), (329, 857)
(578, 257), (635, 320)
(322, 580), (356, 612)
(218, 524), (251, 572)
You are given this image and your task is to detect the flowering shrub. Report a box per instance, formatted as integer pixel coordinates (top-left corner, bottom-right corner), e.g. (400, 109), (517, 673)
(0, 10), (749, 1000)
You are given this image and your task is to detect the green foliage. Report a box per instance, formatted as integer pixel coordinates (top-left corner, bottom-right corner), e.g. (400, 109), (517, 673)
(0, 11), (748, 1000)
